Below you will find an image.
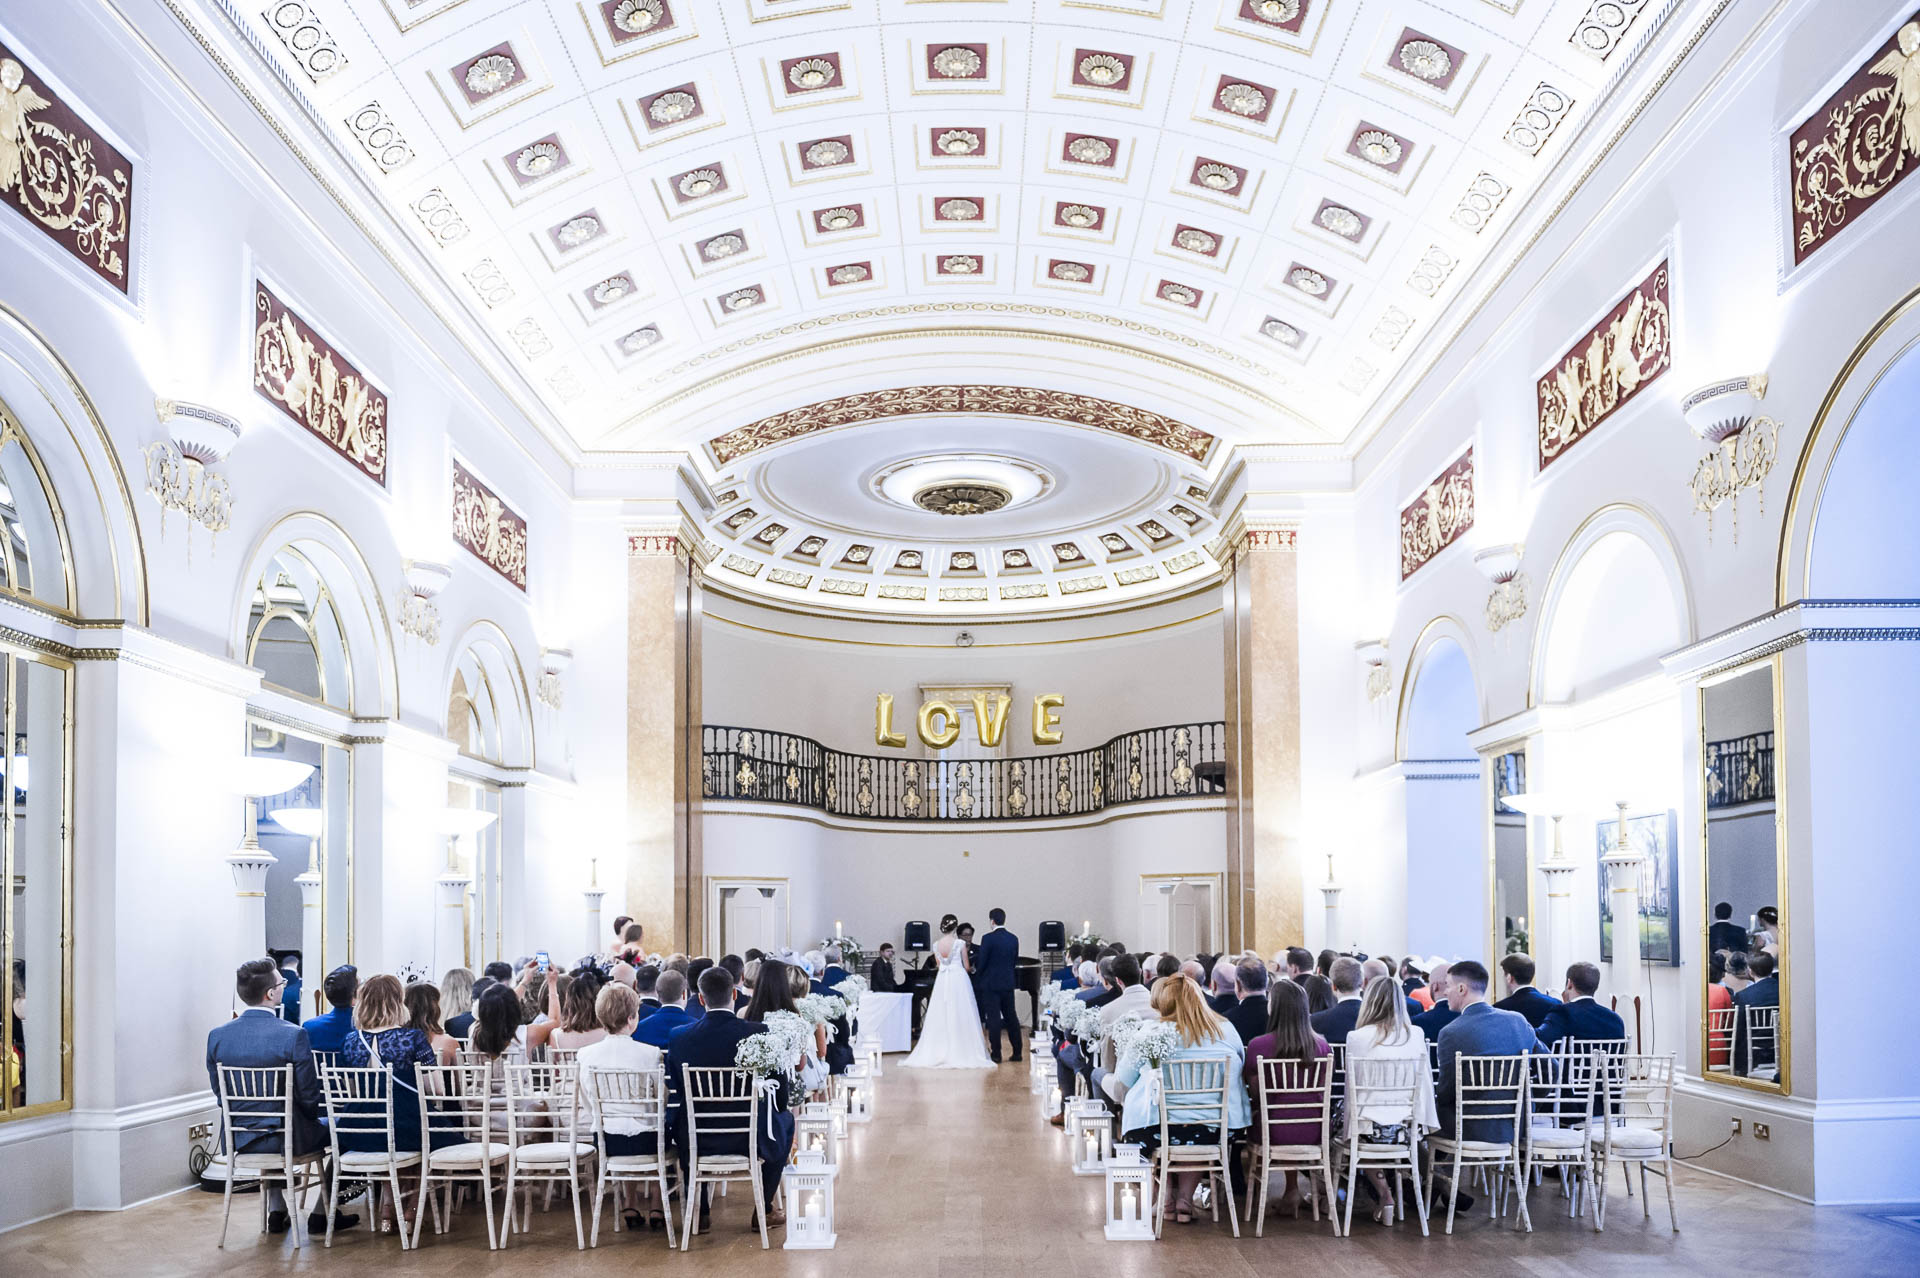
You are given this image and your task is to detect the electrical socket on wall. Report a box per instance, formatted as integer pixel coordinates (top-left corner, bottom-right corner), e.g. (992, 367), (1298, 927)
(1730, 1117), (1742, 1135)
(1753, 1122), (1771, 1140)
(188, 1122), (211, 1141)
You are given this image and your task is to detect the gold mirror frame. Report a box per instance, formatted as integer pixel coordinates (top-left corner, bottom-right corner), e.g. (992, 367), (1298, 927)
(1481, 738), (1535, 972)
(1696, 654), (1790, 1096)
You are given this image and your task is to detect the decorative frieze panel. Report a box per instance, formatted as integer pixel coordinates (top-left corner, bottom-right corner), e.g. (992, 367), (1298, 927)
(1536, 260), (1671, 470)
(451, 459), (528, 590)
(1399, 448), (1474, 580)
(0, 43), (135, 292)
(1790, 14), (1920, 265)
(260, 2), (348, 83)
(707, 385), (1216, 465)
(253, 281), (389, 485)
(1570, 0), (1655, 61)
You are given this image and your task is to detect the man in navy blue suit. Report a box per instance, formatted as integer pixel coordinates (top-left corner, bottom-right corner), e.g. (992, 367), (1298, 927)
(1413, 964), (1461, 1040)
(1731, 952), (1780, 1075)
(819, 946), (850, 994)
(1494, 953), (1563, 1029)
(978, 907), (1022, 1063)
(635, 970), (698, 1047)
(665, 967), (793, 1226)
(1434, 959), (1536, 1143)
(300, 965), (358, 1054)
(1308, 956), (1367, 1044)
(207, 957), (356, 1236)
(1534, 962), (1626, 1050)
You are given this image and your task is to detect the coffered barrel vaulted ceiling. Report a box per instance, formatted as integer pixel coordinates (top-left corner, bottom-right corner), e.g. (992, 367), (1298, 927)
(225, 0), (1674, 467)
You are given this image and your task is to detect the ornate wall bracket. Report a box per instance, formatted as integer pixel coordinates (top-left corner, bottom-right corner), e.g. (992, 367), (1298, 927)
(1357, 640), (1391, 703)
(537, 647), (572, 709)
(397, 559), (450, 645)
(142, 398), (241, 546)
(1474, 543), (1529, 634)
(1689, 416), (1780, 544)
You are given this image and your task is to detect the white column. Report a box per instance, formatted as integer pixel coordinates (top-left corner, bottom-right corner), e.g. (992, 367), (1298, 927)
(296, 850), (322, 1006)
(1537, 815), (1578, 991)
(227, 849), (274, 973)
(584, 886), (607, 960)
(436, 864), (473, 976)
(1600, 802), (1644, 1026)
(1320, 883), (1343, 953)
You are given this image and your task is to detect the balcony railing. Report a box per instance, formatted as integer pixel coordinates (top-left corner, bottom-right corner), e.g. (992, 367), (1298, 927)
(1705, 731), (1774, 809)
(701, 721), (1228, 822)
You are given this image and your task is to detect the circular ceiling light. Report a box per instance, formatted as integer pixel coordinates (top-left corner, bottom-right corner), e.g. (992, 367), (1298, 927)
(1288, 267), (1329, 296)
(938, 197), (982, 221)
(819, 206), (859, 230)
(830, 263), (869, 285)
(1050, 261), (1090, 282)
(702, 233), (745, 260)
(940, 254), (980, 274)
(872, 453), (1053, 515)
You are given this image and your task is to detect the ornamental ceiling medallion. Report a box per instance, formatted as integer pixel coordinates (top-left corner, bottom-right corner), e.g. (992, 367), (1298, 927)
(253, 281), (388, 485)
(1399, 448), (1474, 580)
(1536, 260), (1671, 470)
(0, 44), (135, 291)
(706, 386), (1217, 466)
(914, 483), (1010, 515)
(1791, 15), (1920, 264)
(451, 458), (528, 590)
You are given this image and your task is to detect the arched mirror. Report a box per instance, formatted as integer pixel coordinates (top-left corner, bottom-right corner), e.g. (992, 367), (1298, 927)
(246, 547), (351, 710)
(1489, 748), (1531, 959)
(447, 644), (506, 969)
(0, 407), (74, 614)
(1699, 659), (1787, 1092)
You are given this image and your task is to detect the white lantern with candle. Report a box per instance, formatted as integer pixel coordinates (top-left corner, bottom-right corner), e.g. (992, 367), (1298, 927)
(841, 1062), (874, 1123)
(1103, 1144), (1155, 1241)
(781, 1148), (839, 1249)
(795, 1101), (836, 1166)
(1066, 1099), (1111, 1175)
(1045, 1081), (1063, 1118)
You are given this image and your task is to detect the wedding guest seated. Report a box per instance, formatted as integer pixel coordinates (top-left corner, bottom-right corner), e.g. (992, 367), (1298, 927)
(1053, 954), (1141, 1127)
(1244, 980), (1330, 1218)
(576, 983), (666, 1231)
(869, 943), (904, 992)
(1181, 959), (1206, 987)
(820, 946), (850, 992)
(1342, 975), (1438, 1226)
(208, 958), (354, 1236)
(438, 969), (474, 1040)
(340, 974), (444, 1155)
(469, 983), (528, 1137)
(1493, 953), (1562, 1028)
(743, 948), (764, 964)
(1315, 949), (1336, 980)
(1723, 950), (1753, 995)
(1284, 947), (1314, 985)
(1434, 960), (1533, 1150)
(636, 970), (697, 1047)
(302, 965), (358, 1055)
(1403, 960), (1433, 1011)
(1413, 964), (1460, 1039)
(1074, 961), (1104, 1001)
(1362, 958), (1424, 1022)
(482, 960), (513, 986)
(404, 981), (457, 1065)
(1049, 944), (1083, 989)
(1154, 954), (1183, 981)
(1207, 960), (1239, 1015)
(1534, 961), (1626, 1050)
(527, 967), (608, 1057)
(1102, 975), (1249, 1225)
(686, 957), (716, 999)
(666, 966), (793, 1229)
(273, 951), (303, 1024)
(633, 965), (664, 1021)
(1707, 952), (1733, 1069)
(617, 922), (646, 968)
(1301, 973), (1335, 1016)
(1308, 957), (1366, 1044)
(1732, 951), (1780, 1075)
(1709, 901), (1749, 957)
(1226, 958), (1271, 1047)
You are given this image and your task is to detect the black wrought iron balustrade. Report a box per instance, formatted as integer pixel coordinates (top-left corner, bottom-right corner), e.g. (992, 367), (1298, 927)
(702, 721), (1227, 821)
(1705, 731), (1774, 809)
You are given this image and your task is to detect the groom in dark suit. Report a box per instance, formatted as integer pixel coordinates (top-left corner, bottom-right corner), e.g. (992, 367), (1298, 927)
(978, 908), (1022, 1064)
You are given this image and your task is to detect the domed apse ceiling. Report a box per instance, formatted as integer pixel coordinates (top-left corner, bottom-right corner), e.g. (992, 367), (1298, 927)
(704, 416), (1219, 612)
(218, 0), (1677, 456)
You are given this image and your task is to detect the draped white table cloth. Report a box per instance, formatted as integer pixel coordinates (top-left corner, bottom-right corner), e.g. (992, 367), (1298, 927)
(858, 991), (914, 1053)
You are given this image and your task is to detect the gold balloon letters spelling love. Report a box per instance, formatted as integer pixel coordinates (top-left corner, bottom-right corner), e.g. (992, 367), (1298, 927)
(874, 692), (1066, 748)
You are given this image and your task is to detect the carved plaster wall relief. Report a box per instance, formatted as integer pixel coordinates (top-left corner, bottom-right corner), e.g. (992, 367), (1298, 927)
(451, 458), (528, 590)
(0, 43), (134, 291)
(1399, 448), (1475, 580)
(253, 282), (390, 485)
(1536, 261), (1671, 470)
(1791, 15), (1920, 264)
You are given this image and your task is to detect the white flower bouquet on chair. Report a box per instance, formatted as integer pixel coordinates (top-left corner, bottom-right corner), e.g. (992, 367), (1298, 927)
(1120, 1023), (1180, 1070)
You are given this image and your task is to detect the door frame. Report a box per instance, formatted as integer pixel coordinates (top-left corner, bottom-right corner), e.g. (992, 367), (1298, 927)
(1138, 872), (1226, 954)
(704, 875), (791, 957)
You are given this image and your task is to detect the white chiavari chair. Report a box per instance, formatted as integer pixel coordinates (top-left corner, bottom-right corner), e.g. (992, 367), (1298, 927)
(679, 1065), (771, 1250)
(412, 1063), (509, 1249)
(585, 1066), (678, 1248)
(1428, 1054), (1531, 1233)
(317, 1063), (421, 1248)
(1523, 1049), (1598, 1219)
(213, 1064), (326, 1249)
(1337, 1055), (1430, 1237)
(1151, 1056), (1239, 1238)
(1705, 1008), (1736, 1072)
(1248, 1055), (1336, 1236)
(1743, 1007), (1779, 1081)
(1589, 1053), (1678, 1232)
(503, 1061), (595, 1248)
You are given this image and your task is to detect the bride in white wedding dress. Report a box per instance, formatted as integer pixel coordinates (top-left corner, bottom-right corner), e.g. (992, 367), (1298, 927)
(901, 915), (994, 1070)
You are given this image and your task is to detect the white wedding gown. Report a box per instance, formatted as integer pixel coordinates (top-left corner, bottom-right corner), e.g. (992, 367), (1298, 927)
(900, 936), (994, 1069)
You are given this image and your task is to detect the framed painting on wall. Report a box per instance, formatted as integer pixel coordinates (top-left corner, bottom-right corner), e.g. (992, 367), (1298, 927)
(1597, 809), (1680, 966)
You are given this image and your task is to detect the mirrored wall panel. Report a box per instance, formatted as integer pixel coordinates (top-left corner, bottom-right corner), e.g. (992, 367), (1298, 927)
(3, 650), (72, 1119)
(1700, 660), (1786, 1091)
(1491, 750), (1530, 957)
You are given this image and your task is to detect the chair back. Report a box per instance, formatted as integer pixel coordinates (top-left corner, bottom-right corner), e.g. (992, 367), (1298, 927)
(417, 1062), (493, 1147)
(504, 1061), (580, 1144)
(1157, 1054), (1231, 1142)
(586, 1067), (669, 1148)
(1705, 1008), (1736, 1070)
(454, 1046), (489, 1068)
(1344, 1055), (1420, 1140)
(547, 1046), (581, 1069)
(681, 1065), (759, 1166)
(319, 1063), (400, 1154)
(1593, 1053), (1675, 1148)
(1255, 1055), (1330, 1152)
(1448, 1054), (1528, 1142)
(1743, 1007), (1778, 1070)
(216, 1064), (297, 1158)
(310, 1048), (342, 1076)
(1327, 1041), (1346, 1099)
(1527, 1048), (1600, 1132)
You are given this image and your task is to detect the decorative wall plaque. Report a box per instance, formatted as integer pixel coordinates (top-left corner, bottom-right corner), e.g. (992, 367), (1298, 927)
(452, 459), (528, 590)
(0, 42), (134, 292)
(708, 385), (1216, 465)
(1536, 261), (1670, 470)
(1790, 14), (1920, 265)
(1399, 448), (1475, 580)
(253, 282), (389, 485)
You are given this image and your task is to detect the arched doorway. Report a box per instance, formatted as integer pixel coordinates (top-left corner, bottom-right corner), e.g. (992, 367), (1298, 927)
(1397, 622), (1483, 964)
(444, 624), (533, 971)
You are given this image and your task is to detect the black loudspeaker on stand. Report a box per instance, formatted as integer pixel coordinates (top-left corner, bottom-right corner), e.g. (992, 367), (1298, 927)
(1038, 920), (1067, 950)
(903, 920), (931, 951)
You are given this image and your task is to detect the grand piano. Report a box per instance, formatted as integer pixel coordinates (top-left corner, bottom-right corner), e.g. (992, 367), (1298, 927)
(905, 954), (1047, 1034)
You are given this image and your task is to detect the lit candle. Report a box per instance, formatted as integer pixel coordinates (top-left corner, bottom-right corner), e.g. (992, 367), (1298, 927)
(805, 1194), (822, 1222)
(1123, 1185), (1138, 1219)
(835, 919), (842, 935)
(1082, 920), (1090, 933)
